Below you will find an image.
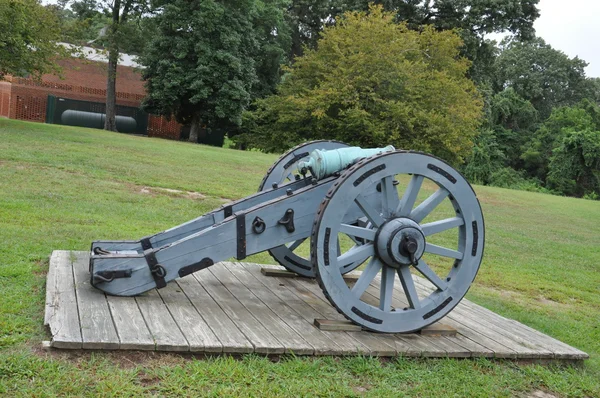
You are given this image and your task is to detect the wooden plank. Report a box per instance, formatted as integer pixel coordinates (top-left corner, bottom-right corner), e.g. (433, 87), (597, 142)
(44, 251), (64, 326)
(393, 334), (446, 357)
(287, 277), (400, 356)
(389, 274), (544, 358)
(428, 314), (518, 359)
(158, 282), (222, 353)
(344, 331), (397, 356)
(363, 277), (485, 358)
(49, 251), (82, 349)
(314, 319), (362, 332)
(71, 251), (119, 350)
(106, 295), (155, 350)
(444, 335), (494, 358)
(176, 275), (253, 354)
(419, 323), (457, 337)
(194, 268), (284, 354)
(448, 308), (542, 358)
(458, 300), (588, 359)
(261, 267), (299, 278)
(388, 277), (515, 358)
(135, 288), (189, 352)
(225, 262), (342, 355)
(359, 285), (465, 357)
(413, 284), (549, 358)
(241, 263), (370, 355)
(45, 255), (588, 361)
(211, 264), (314, 355)
(455, 302), (569, 359)
(505, 319), (588, 359)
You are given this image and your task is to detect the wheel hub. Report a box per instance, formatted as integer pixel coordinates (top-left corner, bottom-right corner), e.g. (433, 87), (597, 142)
(375, 218), (425, 268)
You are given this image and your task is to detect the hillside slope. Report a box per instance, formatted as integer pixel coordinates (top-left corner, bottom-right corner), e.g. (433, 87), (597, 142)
(0, 119), (598, 396)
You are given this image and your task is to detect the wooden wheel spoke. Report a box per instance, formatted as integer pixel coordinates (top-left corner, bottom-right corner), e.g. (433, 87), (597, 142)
(397, 266), (421, 309)
(414, 260), (448, 291)
(425, 243), (464, 260)
(410, 188), (449, 223)
(355, 194), (384, 227)
(338, 223), (376, 241)
(336, 243), (374, 269)
(421, 217), (464, 236)
(396, 175), (424, 216)
(381, 176), (399, 217)
(380, 266), (396, 311)
(351, 258), (382, 298)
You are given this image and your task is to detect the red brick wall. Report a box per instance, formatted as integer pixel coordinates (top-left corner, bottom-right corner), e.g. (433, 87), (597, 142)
(148, 115), (181, 140)
(0, 81), (10, 118)
(6, 57), (184, 138)
(40, 58), (146, 96)
(9, 84), (143, 122)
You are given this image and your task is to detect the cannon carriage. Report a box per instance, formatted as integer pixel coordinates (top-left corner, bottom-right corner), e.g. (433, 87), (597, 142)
(90, 141), (484, 333)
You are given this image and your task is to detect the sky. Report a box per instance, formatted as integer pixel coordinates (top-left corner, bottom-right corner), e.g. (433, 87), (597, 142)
(43, 0), (600, 77)
(530, 0), (600, 77)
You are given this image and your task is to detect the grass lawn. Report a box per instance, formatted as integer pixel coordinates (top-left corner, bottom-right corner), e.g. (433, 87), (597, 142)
(0, 119), (599, 397)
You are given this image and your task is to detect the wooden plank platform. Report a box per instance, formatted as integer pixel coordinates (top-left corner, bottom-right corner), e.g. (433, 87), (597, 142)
(44, 251), (589, 361)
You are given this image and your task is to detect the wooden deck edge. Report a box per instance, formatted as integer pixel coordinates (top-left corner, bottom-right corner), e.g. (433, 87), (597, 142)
(44, 254), (590, 362)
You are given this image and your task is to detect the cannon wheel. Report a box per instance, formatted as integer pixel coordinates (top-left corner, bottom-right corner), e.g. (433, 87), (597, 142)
(312, 151), (484, 333)
(259, 140), (350, 277)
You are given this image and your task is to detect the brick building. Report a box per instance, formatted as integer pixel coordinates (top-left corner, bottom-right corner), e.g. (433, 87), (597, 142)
(0, 50), (182, 140)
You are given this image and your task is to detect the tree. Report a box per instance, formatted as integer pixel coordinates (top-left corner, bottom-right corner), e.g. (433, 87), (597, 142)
(101, 0), (148, 131)
(285, 0), (338, 58)
(286, 1), (540, 83)
(494, 38), (594, 119)
(61, 0), (149, 131)
(488, 87), (538, 168)
(462, 129), (505, 184)
(522, 100), (600, 183)
(0, 0), (70, 79)
(140, 0), (289, 143)
(243, 6), (483, 164)
(547, 129), (600, 198)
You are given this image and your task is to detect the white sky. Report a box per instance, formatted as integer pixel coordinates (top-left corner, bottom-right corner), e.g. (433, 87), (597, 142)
(43, 0), (600, 77)
(532, 0), (600, 77)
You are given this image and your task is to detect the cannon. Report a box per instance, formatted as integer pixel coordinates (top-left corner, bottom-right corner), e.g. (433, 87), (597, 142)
(89, 141), (484, 333)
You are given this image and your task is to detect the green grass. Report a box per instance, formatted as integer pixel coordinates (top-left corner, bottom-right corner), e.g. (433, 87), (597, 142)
(0, 119), (599, 397)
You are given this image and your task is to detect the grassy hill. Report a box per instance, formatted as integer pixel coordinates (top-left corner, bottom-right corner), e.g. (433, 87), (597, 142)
(0, 119), (599, 397)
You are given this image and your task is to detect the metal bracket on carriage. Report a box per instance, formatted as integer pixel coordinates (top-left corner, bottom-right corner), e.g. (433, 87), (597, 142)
(278, 209), (295, 233)
(92, 269), (133, 284)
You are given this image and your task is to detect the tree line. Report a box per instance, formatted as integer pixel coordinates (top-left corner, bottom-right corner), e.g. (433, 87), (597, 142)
(2, 0), (599, 198)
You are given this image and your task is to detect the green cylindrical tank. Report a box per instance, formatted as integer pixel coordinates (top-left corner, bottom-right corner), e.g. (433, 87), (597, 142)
(61, 110), (138, 133)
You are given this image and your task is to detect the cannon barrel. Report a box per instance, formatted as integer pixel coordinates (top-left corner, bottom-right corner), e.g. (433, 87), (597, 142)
(298, 145), (395, 180)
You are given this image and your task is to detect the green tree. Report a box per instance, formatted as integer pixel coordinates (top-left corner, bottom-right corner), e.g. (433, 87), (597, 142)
(547, 129), (600, 198)
(488, 87), (538, 168)
(101, 0), (148, 131)
(59, 0), (150, 131)
(285, 1), (539, 84)
(0, 0), (70, 79)
(140, 0), (289, 143)
(296, 0), (540, 83)
(522, 102), (599, 182)
(494, 38), (594, 119)
(286, 0), (338, 58)
(244, 5), (483, 163)
(462, 129), (505, 184)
